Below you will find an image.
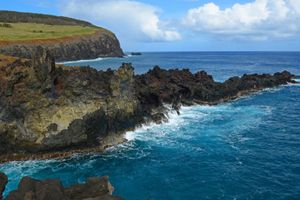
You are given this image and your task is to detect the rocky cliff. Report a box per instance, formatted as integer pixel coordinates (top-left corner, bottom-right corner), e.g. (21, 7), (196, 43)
(0, 48), (140, 159)
(0, 48), (296, 162)
(0, 30), (123, 62)
(0, 11), (124, 61)
(0, 172), (122, 200)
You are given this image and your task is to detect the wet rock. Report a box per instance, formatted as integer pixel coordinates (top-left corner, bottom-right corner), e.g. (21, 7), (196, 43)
(0, 172), (8, 200)
(64, 176), (114, 199)
(5, 175), (122, 200)
(6, 177), (65, 200)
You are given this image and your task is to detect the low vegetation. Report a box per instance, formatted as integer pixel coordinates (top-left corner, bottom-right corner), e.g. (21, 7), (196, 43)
(0, 22), (104, 41)
(0, 23), (12, 28)
(0, 10), (93, 26)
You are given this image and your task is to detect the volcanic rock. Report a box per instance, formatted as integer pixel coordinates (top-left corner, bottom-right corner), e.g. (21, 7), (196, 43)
(5, 175), (122, 200)
(0, 49), (295, 162)
(0, 172), (8, 200)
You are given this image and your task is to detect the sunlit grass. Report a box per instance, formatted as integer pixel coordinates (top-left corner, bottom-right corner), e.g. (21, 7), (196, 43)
(0, 23), (106, 41)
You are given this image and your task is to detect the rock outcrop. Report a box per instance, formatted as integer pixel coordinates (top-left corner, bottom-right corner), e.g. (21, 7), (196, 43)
(0, 172), (122, 200)
(0, 49), (140, 160)
(0, 49), (295, 162)
(0, 172), (8, 200)
(135, 66), (295, 110)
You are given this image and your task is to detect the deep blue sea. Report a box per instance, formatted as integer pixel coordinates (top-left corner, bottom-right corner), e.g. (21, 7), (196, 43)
(1, 52), (300, 200)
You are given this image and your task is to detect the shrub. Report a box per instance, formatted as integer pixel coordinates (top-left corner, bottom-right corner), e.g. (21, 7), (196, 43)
(0, 23), (12, 28)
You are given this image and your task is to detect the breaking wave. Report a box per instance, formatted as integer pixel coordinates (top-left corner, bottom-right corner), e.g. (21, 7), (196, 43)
(1, 72), (300, 200)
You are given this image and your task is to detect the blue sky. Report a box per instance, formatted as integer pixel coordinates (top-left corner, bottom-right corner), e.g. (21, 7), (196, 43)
(1, 0), (300, 51)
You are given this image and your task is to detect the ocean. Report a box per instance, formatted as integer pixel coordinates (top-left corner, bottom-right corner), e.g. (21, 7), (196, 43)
(1, 52), (300, 199)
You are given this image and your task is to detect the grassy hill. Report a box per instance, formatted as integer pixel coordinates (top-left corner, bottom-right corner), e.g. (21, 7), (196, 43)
(0, 22), (105, 42)
(0, 11), (123, 61)
(0, 11), (115, 43)
(0, 10), (93, 26)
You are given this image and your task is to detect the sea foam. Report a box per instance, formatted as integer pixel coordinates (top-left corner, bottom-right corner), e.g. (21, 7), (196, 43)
(57, 57), (104, 65)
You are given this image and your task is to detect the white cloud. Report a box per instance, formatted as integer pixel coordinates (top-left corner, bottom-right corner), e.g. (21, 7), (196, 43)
(183, 0), (300, 40)
(60, 0), (181, 42)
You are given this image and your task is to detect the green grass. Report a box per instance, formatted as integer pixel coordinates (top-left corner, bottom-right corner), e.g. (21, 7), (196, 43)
(0, 23), (104, 41)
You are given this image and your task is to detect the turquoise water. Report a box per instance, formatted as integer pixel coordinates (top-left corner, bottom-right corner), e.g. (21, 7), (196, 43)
(1, 52), (300, 199)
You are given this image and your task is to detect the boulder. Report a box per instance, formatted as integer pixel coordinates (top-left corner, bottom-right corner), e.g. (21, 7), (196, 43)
(5, 176), (122, 200)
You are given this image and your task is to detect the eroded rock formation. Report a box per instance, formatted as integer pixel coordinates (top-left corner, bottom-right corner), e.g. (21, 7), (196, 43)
(0, 48), (296, 162)
(0, 49), (141, 161)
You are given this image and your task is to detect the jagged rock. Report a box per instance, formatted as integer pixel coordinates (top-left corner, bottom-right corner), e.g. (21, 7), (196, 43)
(110, 63), (135, 98)
(0, 172), (8, 200)
(0, 51), (295, 162)
(135, 67), (294, 106)
(6, 177), (65, 200)
(4, 175), (122, 200)
(0, 54), (140, 157)
(31, 46), (56, 93)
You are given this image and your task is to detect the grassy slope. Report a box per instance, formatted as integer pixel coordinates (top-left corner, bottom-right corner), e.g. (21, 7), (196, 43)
(0, 23), (105, 41)
(0, 10), (93, 26)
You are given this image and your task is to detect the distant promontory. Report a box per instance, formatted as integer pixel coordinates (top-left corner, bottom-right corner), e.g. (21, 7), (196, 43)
(0, 11), (124, 61)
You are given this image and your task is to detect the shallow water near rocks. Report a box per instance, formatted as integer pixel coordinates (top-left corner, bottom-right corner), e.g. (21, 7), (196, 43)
(1, 52), (300, 199)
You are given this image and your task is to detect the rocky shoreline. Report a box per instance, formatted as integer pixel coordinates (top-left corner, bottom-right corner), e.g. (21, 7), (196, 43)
(0, 47), (297, 163)
(0, 172), (122, 200)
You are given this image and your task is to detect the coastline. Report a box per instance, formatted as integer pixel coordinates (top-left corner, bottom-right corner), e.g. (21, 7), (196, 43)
(0, 133), (126, 164)
(0, 83), (296, 164)
(0, 47), (297, 164)
(1, 8), (299, 200)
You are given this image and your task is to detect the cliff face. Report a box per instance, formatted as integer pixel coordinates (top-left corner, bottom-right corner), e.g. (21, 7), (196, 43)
(0, 49), (295, 162)
(0, 48), (139, 157)
(0, 30), (124, 61)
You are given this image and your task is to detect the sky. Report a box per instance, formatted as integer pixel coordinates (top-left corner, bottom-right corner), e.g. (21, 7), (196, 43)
(1, 0), (300, 51)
